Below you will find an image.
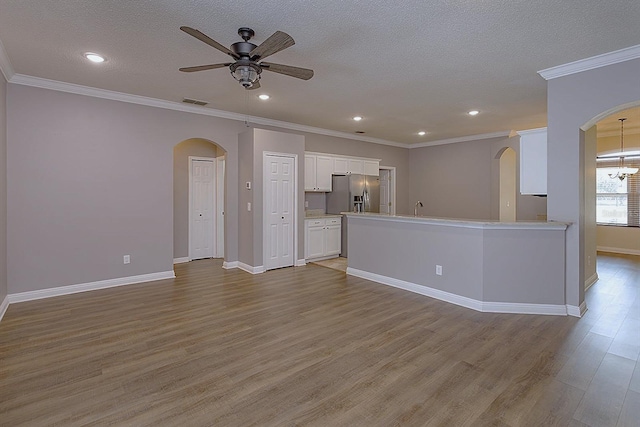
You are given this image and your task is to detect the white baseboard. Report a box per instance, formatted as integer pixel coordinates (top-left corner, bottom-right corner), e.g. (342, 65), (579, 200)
(237, 262), (265, 274)
(585, 273), (599, 291)
(597, 246), (640, 256)
(306, 255), (340, 263)
(8, 270), (176, 304)
(0, 295), (9, 322)
(173, 257), (190, 264)
(295, 259), (307, 267)
(567, 301), (588, 318)
(222, 261), (238, 269)
(347, 267), (568, 316)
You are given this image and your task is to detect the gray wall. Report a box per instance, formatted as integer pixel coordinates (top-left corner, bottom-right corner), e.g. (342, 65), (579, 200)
(304, 134), (411, 214)
(173, 138), (221, 260)
(547, 57), (640, 308)
(409, 136), (546, 221)
(254, 129), (305, 265)
(584, 126), (597, 283)
(238, 130), (254, 266)
(0, 74), (7, 302)
(347, 216), (567, 306)
(7, 84), (242, 293)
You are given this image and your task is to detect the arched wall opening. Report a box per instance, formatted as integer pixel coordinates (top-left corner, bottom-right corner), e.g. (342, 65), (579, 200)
(498, 147), (517, 221)
(173, 138), (227, 262)
(592, 106), (640, 257)
(546, 56), (640, 315)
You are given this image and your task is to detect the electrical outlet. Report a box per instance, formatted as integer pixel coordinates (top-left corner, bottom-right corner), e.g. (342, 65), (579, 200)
(124, 255), (130, 264)
(305, 201), (309, 208)
(247, 202), (251, 211)
(436, 265), (443, 276)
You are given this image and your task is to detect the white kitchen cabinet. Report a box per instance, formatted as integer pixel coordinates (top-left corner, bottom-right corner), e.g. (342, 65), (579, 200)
(305, 154), (333, 191)
(517, 127), (547, 195)
(305, 217), (342, 260)
(333, 157), (349, 174)
(333, 157), (363, 175)
(364, 160), (380, 176)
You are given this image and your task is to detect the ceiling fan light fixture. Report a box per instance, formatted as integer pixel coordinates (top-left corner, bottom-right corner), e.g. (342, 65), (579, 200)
(230, 63), (261, 88)
(468, 110), (479, 116)
(353, 116), (363, 121)
(258, 94), (270, 100)
(418, 131), (426, 136)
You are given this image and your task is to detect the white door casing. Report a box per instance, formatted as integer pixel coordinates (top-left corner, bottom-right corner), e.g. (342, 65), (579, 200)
(264, 154), (296, 270)
(379, 169), (390, 214)
(379, 166), (396, 215)
(216, 156), (225, 257)
(189, 157), (215, 260)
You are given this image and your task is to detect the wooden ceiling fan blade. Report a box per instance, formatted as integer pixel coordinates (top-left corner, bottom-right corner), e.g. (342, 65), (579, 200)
(180, 26), (239, 59)
(179, 63), (230, 72)
(250, 31), (295, 61)
(261, 62), (314, 80)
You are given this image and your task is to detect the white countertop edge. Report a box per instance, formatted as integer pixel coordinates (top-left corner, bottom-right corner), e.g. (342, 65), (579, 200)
(304, 214), (343, 219)
(342, 212), (570, 230)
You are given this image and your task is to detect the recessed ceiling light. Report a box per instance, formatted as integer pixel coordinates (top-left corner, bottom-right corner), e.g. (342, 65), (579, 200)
(258, 94), (270, 100)
(353, 116), (363, 121)
(468, 110), (479, 116)
(83, 52), (105, 63)
(418, 131), (427, 136)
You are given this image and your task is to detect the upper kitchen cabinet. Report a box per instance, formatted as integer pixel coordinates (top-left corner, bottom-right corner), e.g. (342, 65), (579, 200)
(518, 127), (547, 195)
(305, 153), (333, 191)
(333, 157), (379, 176)
(364, 160), (380, 176)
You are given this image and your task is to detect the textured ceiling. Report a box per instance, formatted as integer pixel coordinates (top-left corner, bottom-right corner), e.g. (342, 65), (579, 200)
(1, 0), (640, 145)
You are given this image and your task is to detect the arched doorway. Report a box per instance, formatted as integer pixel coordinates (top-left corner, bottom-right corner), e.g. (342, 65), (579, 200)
(592, 106), (640, 257)
(498, 147), (517, 221)
(173, 138), (226, 263)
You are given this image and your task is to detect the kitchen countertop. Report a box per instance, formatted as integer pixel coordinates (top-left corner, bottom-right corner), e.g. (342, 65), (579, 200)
(342, 212), (570, 230)
(304, 213), (343, 219)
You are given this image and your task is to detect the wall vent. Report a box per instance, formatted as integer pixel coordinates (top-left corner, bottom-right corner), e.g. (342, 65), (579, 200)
(182, 98), (208, 106)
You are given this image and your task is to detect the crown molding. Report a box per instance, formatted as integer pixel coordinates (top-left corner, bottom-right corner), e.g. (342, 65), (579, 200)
(408, 130), (511, 149)
(8, 73), (409, 149)
(538, 44), (640, 80)
(0, 37), (15, 81)
(516, 127), (547, 136)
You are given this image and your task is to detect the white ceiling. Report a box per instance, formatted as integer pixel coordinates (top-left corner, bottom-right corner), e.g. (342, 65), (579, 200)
(1, 1), (640, 145)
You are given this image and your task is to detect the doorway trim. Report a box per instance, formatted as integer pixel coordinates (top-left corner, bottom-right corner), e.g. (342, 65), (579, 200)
(188, 156), (217, 261)
(379, 165), (397, 215)
(262, 151), (298, 271)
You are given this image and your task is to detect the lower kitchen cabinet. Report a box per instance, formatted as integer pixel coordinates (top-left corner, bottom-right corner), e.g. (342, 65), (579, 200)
(305, 217), (341, 261)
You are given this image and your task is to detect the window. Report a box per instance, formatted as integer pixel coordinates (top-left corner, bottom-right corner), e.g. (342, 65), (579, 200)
(596, 160), (640, 227)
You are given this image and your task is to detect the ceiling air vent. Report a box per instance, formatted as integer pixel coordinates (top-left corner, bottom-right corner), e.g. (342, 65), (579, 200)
(182, 98), (208, 106)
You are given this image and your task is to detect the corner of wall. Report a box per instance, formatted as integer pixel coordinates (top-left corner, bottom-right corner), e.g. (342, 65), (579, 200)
(0, 72), (7, 303)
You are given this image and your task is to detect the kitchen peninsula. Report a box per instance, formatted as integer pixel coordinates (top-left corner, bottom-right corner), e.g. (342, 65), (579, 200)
(344, 213), (572, 316)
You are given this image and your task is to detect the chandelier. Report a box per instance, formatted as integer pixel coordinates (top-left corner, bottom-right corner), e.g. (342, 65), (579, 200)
(608, 118), (639, 181)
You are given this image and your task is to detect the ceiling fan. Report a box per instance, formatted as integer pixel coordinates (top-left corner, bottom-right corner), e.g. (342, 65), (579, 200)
(179, 26), (314, 90)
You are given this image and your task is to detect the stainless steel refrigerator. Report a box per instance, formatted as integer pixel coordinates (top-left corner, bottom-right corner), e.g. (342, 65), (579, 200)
(326, 174), (380, 257)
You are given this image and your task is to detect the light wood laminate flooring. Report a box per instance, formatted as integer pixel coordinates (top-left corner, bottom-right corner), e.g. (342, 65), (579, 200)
(0, 252), (638, 426)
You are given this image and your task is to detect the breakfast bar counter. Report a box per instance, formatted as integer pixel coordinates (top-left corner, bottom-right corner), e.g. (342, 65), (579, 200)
(343, 213), (572, 316)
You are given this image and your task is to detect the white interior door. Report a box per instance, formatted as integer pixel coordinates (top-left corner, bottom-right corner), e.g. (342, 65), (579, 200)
(190, 158), (215, 260)
(379, 169), (390, 214)
(264, 154), (295, 270)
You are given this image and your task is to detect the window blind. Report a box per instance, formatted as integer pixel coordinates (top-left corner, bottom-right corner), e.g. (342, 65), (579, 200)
(596, 157), (640, 227)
